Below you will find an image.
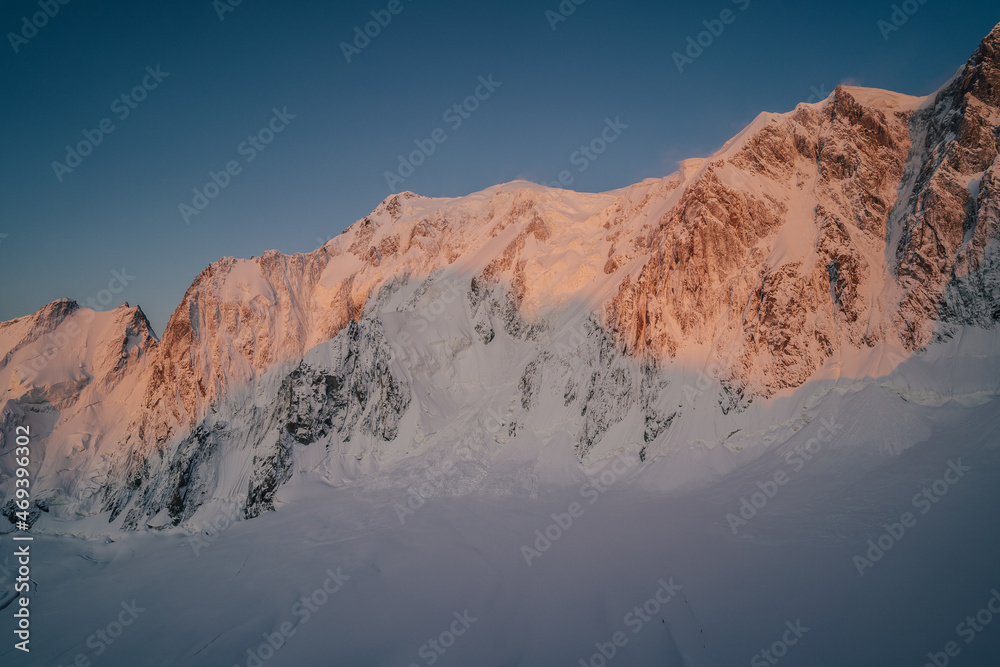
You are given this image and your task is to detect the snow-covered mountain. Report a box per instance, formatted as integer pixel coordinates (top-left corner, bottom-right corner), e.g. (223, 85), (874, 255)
(2, 23), (1000, 534)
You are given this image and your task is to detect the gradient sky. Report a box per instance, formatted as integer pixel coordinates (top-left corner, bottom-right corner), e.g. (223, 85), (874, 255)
(1, 0), (997, 334)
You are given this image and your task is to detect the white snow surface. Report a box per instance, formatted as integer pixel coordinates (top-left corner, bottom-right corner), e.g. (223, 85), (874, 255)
(2, 390), (999, 666)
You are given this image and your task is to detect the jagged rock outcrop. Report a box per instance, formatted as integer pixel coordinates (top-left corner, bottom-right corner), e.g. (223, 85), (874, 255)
(891, 23), (1000, 343)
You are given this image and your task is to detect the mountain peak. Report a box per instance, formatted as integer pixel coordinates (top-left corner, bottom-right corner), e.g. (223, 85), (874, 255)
(961, 21), (1000, 107)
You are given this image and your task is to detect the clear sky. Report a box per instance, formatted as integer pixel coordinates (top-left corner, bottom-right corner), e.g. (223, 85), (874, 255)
(1, 0), (997, 334)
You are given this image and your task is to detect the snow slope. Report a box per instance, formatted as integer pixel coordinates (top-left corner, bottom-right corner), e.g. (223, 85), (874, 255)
(2, 388), (998, 666)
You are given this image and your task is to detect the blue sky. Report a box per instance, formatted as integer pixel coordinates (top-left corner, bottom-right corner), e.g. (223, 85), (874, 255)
(1, 0), (997, 334)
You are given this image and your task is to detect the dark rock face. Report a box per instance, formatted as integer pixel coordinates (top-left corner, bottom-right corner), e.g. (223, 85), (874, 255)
(245, 435), (291, 519)
(282, 365), (346, 446)
(102, 309), (413, 528)
(113, 425), (221, 529)
(165, 426), (219, 524)
(892, 25), (1000, 344)
(468, 276), (544, 343)
(577, 321), (636, 459)
(112, 424), (219, 529)
(281, 318), (411, 445)
(641, 361), (675, 442)
(518, 352), (550, 411)
(247, 314), (411, 518)
(1, 499), (42, 529)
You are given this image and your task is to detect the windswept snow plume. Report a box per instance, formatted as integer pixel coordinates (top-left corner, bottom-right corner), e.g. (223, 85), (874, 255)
(3, 20), (1000, 667)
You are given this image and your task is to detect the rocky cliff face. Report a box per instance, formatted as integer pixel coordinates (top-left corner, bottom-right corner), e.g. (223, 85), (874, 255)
(102, 301), (413, 529)
(891, 24), (1000, 342)
(603, 83), (922, 398)
(2, 24), (1000, 532)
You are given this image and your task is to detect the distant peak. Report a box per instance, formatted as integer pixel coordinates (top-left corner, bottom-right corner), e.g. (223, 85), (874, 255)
(985, 20), (1000, 45)
(973, 20), (1000, 69)
(40, 297), (80, 317)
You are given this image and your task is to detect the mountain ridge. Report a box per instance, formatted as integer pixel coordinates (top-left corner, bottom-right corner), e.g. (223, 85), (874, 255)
(2, 22), (1000, 532)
